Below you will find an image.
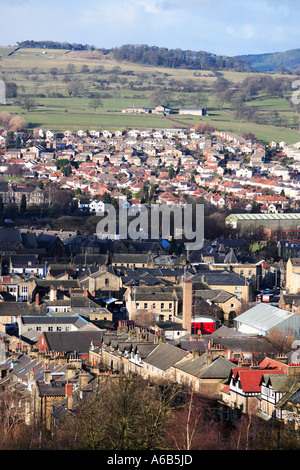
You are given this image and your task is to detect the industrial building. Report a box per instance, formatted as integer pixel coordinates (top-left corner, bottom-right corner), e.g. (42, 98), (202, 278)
(233, 303), (300, 338)
(226, 213), (300, 239)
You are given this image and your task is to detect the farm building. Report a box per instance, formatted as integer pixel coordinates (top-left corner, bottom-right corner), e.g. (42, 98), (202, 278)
(179, 107), (207, 116)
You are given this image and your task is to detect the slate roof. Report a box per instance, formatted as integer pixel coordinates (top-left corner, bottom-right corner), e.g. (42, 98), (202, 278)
(143, 342), (189, 370)
(208, 325), (247, 338)
(174, 354), (235, 380)
(195, 289), (235, 303)
(122, 272), (171, 286)
(34, 279), (80, 289)
(20, 315), (87, 328)
(112, 253), (149, 263)
(132, 286), (177, 301)
(275, 379), (300, 409)
(192, 270), (247, 286)
(72, 254), (109, 265)
(40, 330), (103, 354)
(215, 238), (248, 249)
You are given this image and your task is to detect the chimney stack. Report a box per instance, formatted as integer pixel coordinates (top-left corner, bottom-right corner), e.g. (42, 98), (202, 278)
(35, 293), (39, 306)
(44, 363), (51, 384)
(192, 349), (200, 359)
(182, 279), (192, 334)
(66, 365), (76, 380)
(65, 381), (73, 410)
(50, 286), (57, 302)
(79, 371), (90, 389)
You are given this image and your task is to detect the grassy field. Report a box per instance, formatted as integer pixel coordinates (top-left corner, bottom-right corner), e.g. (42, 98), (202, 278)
(1, 46), (300, 144)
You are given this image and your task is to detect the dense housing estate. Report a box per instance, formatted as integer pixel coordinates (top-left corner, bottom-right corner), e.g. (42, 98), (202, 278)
(1, 122), (300, 444)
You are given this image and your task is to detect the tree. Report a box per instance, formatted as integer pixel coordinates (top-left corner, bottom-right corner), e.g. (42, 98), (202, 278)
(81, 64), (90, 73)
(89, 97), (103, 111)
(15, 136), (21, 148)
(0, 111), (12, 127)
(50, 375), (178, 450)
(49, 67), (59, 78)
(62, 165), (72, 177)
(8, 116), (28, 132)
(133, 310), (157, 329)
(66, 63), (76, 74)
(21, 97), (37, 112)
(67, 80), (84, 97)
(168, 166), (175, 179)
(266, 327), (295, 354)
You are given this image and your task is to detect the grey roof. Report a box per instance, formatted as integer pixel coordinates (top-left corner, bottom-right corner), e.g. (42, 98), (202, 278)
(122, 272), (170, 286)
(208, 325), (248, 338)
(155, 321), (186, 331)
(192, 270), (247, 286)
(208, 336), (274, 353)
(133, 286), (177, 301)
(20, 315), (87, 328)
(143, 342), (189, 370)
(261, 374), (297, 393)
(174, 353), (235, 379)
(41, 330), (103, 354)
(34, 279), (80, 289)
(73, 254), (109, 265)
(224, 249), (238, 264)
(125, 267), (194, 278)
(196, 289), (234, 303)
(275, 380), (300, 409)
(112, 253), (149, 263)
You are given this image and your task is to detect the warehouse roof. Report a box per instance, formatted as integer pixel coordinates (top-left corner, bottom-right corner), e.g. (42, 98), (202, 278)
(226, 213), (300, 221)
(234, 304), (299, 333)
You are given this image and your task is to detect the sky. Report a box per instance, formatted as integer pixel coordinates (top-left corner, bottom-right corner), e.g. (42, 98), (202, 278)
(0, 0), (299, 57)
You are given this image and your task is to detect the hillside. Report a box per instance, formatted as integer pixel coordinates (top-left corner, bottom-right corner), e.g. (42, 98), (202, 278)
(16, 40), (251, 72)
(0, 45), (300, 144)
(236, 48), (300, 72)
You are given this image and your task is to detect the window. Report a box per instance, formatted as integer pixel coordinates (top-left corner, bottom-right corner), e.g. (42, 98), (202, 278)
(105, 278), (109, 286)
(161, 303), (165, 309)
(144, 303), (148, 309)
(57, 326), (62, 331)
(169, 303), (172, 309)
(48, 326), (53, 331)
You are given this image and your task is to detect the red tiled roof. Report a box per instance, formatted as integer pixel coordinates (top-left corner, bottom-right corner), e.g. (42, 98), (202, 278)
(232, 368), (285, 393)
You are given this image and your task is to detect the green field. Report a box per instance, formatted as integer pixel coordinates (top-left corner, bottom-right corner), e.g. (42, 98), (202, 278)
(1, 46), (300, 144)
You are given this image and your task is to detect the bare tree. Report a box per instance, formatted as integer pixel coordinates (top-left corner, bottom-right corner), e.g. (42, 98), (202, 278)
(266, 327), (295, 354)
(49, 374), (178, 450)
(132, 309), (157, 329)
